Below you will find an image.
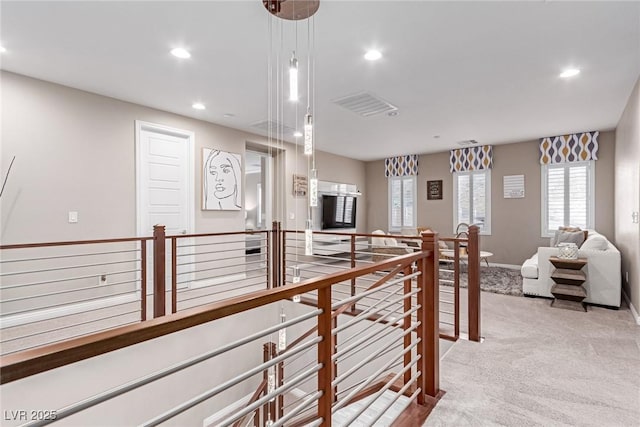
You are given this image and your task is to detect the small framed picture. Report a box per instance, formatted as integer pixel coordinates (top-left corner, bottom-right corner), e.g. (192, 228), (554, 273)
(427, 180), (443, 200)
(293, 174), (308, 197)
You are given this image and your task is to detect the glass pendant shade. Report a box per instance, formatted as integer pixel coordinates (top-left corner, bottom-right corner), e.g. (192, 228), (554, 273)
(304, 114), (313, 155)
(309, 169), (318, 207)
(292, 265), (301, 283)
(268, 366), (275, 394)
(305, 219), (313, 256)
(278, 309), (287, 351)
(289, 53), (298, 102)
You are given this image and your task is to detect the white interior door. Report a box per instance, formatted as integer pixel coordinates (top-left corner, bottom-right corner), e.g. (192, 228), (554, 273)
(136, 121), (194, 295)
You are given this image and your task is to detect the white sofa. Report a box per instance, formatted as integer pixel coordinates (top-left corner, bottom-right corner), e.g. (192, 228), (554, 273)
(521, 230), (621, 308)
(370, 230), (413, 263)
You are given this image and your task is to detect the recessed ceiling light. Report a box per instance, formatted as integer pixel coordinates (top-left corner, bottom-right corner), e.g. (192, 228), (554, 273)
(223, 113), (235, 118)
(170, 47), (191, 59)
(433, 135), (441, 139)
(0, 46), (6, 53)
(560, 68), (580, 78)
(192, 103), (206, 110)
(293, 131), (303, 137)
(364, 50), (382, 61)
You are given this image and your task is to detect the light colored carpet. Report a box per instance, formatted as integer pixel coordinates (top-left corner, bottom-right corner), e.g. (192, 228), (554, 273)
(425, 292), (640, 426)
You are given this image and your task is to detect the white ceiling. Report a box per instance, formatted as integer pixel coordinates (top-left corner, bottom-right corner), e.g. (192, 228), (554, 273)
(1, 1), (639, 161)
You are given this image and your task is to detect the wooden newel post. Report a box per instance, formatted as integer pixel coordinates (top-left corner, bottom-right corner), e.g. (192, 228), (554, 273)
(152, 225), (166, 318)
(317, 286), (333, 426)
(420, 231), (440, 399)
(467, 225), (481, 342)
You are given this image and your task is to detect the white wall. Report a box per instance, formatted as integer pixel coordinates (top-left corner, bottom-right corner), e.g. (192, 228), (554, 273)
(0, 71), (367, 244)
(0, 305), (276, 426)
(615, 74), (640, 320)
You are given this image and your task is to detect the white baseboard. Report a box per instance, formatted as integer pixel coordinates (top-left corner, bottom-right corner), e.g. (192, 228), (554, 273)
(487, 262), (521, 270)
(622, 289), (640, 326)
(0, 293), (139, 329)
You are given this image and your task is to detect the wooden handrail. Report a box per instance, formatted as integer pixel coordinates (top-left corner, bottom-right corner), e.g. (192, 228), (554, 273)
(0, 236), (152, 250)
(165, 229), (269, 239)
(280, 229), (466, 243)
(0, 251), (427, 384)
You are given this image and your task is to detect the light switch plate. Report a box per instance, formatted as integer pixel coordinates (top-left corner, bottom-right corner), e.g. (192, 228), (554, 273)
(68, 211), (78, 223)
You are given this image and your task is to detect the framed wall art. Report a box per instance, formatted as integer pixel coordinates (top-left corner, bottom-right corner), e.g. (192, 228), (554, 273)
(202, 148), (242, 210)
(293, 174), (308, 197)
(427, 180), (443, 200)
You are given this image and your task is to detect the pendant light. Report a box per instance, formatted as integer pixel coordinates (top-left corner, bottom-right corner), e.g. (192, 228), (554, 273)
(289, 52), (298, 102)
(303, 113), (313, 155)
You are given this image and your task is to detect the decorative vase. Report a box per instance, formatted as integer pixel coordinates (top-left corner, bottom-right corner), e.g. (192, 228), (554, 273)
(558, 243), (578, 259)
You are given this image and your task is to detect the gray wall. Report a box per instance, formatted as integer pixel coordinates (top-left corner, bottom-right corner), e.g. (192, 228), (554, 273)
(615, 75), (640, 317)
(0, 305), (274, 426)
(365, 132), (616, 266)
(0, 71), (367, 244)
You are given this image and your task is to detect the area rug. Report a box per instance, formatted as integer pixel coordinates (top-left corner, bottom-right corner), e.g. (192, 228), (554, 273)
(440, 265), (523, 297)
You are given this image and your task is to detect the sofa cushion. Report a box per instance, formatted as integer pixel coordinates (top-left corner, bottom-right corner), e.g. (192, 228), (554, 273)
(521, 254), (539, 279)
(581, 235), (608, 251)
(551, 229), (586, 248)
(384, 236), (400, 246)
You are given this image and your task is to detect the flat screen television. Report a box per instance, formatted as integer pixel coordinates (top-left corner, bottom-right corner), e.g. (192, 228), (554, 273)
(321, 195), (357, 229)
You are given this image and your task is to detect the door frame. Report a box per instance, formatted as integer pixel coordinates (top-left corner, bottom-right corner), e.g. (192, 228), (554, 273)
(244, 148), (274, 231)
(135, 120), (195, 238)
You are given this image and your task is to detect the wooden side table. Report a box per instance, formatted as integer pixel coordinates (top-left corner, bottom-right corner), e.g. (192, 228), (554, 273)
(549, 256), (588, 311)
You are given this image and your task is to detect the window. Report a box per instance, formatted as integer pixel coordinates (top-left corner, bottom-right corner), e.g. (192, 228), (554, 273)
(388, 176), (416, 231)
(453, 170), (491, 235)
(542, 161), (594, 237)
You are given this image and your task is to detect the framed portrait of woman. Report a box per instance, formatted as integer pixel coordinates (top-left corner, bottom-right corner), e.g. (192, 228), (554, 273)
(202, 148), (242, 210)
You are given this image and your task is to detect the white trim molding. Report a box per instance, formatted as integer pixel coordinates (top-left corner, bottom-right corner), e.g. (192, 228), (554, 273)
(622, 289), (640, 326)
(0, 293), (139, 329)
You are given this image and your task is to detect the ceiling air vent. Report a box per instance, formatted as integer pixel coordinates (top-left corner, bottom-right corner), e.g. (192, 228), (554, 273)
(251, 120), (297, 136)
(332, 92), (398, 117)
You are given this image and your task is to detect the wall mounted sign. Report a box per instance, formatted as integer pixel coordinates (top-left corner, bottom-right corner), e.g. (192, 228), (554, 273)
(293, 174), (308, 197)
(503, 175), (525, 198)
(427, 180), (443, 200)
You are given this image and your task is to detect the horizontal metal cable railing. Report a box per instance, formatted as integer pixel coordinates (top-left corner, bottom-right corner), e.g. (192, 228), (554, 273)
(281, 228), (480, 343)
(0, 237), (151, 356)
(0, 241), (440, 427)
(163, 229), (270, 314)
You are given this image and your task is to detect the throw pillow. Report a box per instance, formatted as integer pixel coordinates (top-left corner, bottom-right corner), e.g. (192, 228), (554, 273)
(581, 235), (608, 251)
(553, 230), (586, 248)
(559, 226), (588, 242)
(550, 227), (588, 246)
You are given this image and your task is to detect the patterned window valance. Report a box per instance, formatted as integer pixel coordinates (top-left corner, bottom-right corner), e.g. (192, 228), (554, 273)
(385, 154), (419, 177)
(449, 145), (493, 172)
(539, 131), (599, 165)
